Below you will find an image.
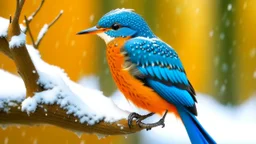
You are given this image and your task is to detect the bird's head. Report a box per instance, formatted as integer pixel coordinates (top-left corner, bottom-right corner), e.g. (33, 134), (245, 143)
(77, 8), (155, 44)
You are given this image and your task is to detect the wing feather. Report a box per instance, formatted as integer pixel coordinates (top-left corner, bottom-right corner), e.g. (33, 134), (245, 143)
(122, 37), (197, 115)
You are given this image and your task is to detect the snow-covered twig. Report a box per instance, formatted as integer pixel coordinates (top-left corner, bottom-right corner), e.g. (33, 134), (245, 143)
(35, 10), (63, 49)
(23, 0), (45, 33)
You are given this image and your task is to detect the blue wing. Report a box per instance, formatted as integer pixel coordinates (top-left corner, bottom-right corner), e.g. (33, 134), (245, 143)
(122, 37), (197, 115)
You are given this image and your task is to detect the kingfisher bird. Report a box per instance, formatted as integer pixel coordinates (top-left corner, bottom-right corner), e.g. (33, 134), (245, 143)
(78, 9), (216, 144)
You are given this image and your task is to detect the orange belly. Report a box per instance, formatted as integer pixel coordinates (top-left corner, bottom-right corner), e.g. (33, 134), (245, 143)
(106, 38), (177, 115)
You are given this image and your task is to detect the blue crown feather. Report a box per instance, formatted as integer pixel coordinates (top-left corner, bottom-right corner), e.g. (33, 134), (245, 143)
(98, 8), (155, 38)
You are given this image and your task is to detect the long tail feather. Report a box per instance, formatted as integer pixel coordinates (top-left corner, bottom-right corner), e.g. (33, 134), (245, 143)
(177, 107), (216, 144)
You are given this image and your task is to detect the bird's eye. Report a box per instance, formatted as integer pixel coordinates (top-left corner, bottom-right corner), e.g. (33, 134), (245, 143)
(111, 23), (120, 30)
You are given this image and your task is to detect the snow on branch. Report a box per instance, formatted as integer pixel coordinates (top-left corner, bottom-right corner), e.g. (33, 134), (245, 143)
(0, 0), (147, 136)
(0, 18), (12, 59)
(6, 0), (42, 97)
(0, 66), (139, 135)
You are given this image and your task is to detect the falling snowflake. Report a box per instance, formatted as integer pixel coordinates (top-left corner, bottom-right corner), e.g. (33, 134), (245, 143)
(209, 30), (214, 37)
(195, 8), (200, 14)
(250, 48), (256, 58)
(227, 4), (232, 11)
(4, 137), (8, 144)
(220, 84), (226, 93)
(243, 2), (247, 10)
(176, 7), (181, 15)
(253, 71), (256, 79)
(220, 33), (225, 40)
(89, 14), (95, 23)
(222, 63), (228, 72)
(214, 79), (219, 86)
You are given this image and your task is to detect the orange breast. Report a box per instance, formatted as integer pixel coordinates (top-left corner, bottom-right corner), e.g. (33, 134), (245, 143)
(106, 38), (177, 115)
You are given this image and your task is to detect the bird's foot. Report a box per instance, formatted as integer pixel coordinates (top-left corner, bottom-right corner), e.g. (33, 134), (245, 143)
(128, 112), (155, 128)
(128, 110), (168, 131)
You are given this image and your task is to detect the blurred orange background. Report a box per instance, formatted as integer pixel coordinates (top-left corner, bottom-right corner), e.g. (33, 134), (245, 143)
(0, 0), (256, 144)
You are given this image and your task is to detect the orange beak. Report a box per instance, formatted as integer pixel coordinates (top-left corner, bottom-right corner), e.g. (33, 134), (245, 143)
(77, 26), (108, 35)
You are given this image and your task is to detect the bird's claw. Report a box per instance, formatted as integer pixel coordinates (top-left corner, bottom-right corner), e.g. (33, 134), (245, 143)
(128, 110), (168, 131)
(160, 110), (168, 128)
(128, 112), (154, 128)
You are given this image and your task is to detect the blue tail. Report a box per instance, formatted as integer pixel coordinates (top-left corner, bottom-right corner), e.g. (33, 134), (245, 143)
(177, 107), (216, 144)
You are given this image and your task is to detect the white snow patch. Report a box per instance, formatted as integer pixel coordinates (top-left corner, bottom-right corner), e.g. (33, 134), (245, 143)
(36, 24), (48, 44)
(27, 15), (33, 22)
(78, 75), (100, 90)
(0, 17), (29, 37)
(9, 32), (26, 48)
(0, 70), (25, 112)
(20, 24), (26, 32)
(0, 17), (9, 38)
(21, 97), (37, 115)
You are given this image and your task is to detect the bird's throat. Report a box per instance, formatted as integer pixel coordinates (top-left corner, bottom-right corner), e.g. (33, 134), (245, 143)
(106, 37), (130, 71)
(97, 32), (115, 44)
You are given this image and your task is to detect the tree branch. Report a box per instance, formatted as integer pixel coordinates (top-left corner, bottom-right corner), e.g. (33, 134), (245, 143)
(24, 16), (36, 48)
(7, 0), (43, 96)
(0, 103), (143, 135)
(0, 68), (144, 135)
(48, 11), (63, 28)
(24, 0), (45, 33)
(0, 38), (12, 59)
(35, 10), (63, 49)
